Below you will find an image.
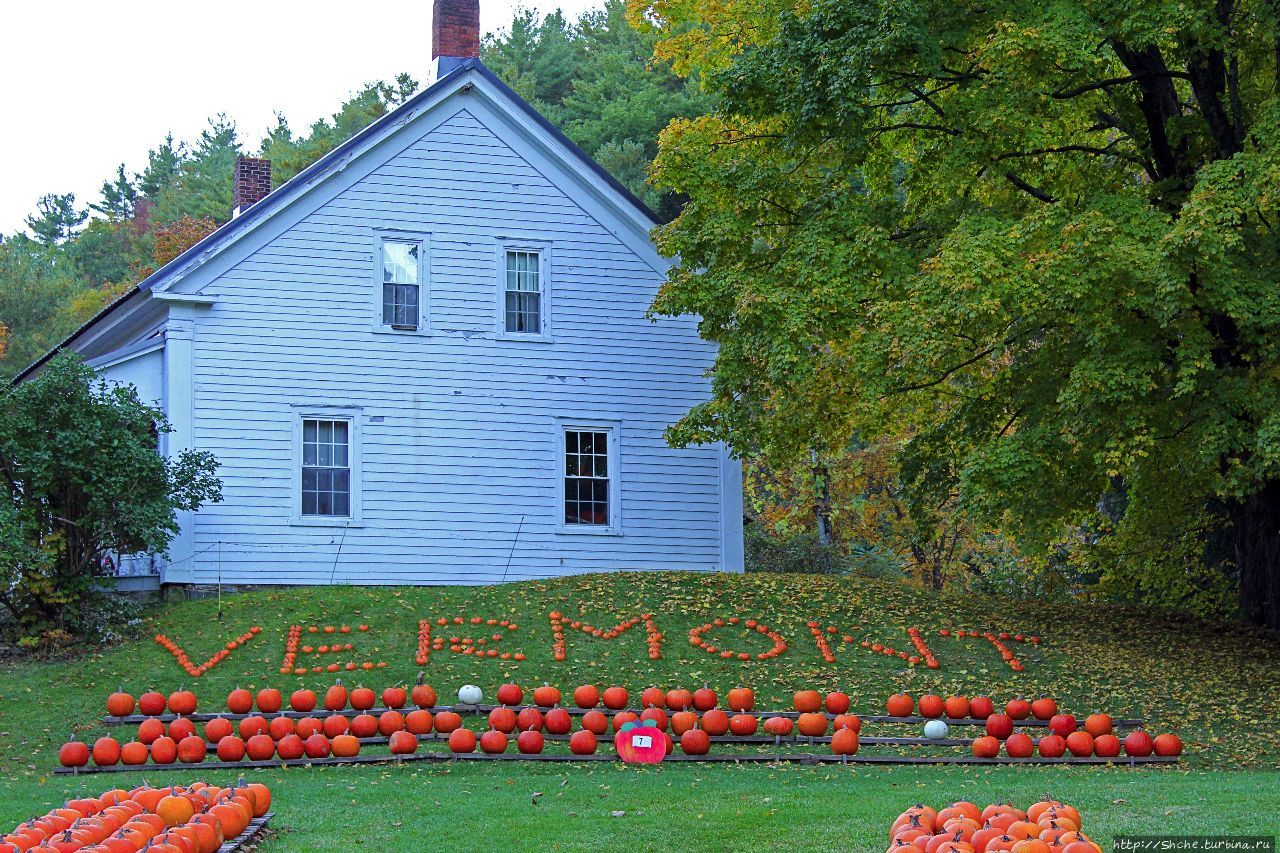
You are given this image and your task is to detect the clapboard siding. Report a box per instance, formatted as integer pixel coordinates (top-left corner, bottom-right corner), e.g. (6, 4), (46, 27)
(178, 103), (734, 585)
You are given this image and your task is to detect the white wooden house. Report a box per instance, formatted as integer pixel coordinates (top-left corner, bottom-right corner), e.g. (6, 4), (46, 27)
(17, 0), (743, 587)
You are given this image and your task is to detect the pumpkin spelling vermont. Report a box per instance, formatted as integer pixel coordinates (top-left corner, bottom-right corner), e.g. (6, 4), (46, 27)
(152, 610), (1044, 677)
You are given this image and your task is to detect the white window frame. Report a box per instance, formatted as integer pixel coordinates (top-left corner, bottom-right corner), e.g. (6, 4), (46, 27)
(495, 242), (552, 342)
(290, 405), (363, 526)
(372, 230), (429, 336)
(556, 420), (621, 535)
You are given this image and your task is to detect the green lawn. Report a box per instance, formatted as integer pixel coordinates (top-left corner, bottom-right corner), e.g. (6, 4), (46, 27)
(1, 571), (1277, 847)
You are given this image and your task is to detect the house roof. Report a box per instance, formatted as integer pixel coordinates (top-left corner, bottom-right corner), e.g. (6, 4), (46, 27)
(13, 58), (662, 384)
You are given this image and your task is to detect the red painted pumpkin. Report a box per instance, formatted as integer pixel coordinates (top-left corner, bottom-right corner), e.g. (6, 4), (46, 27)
(138, 690), (167, 716)
(1084, 713), (1113, 737)
(1005, 733), (1034, 758)
(349, 686), (376, 711)
(377, 710), (405, 736)
(303, 733), (331, 758)
(517, 729), (545, 754)
(351, 713), (380, 738)
(886, 692), (914, 717)
(448, 728), (476, 753)
(983, 713), (1013, 740)
(323, 714), (351, 738)
(1093, 733), (1122, 757)
(289, 689), (316, 713)
(680, 728), (711, 755)
(216, 735), (246, 762)
(665, 688), (693, 712)
(516, 707), (544, 732)
(944, 696), (970, 719)
(410, 676), (437, 709)
(92, 736), (121, 766)
(763, 716), (794, 737)
(58, 739), (89, 768)
(106, 689), (136, 718)
(497, 683), (524, 706)
(323, 681), (348, 712)
(533, 684), (561, 707)
(830, 726), (859, 756)
(1049, 714), (1078, 737)
(226, 687), (253, 715)
(382, 685), (407, 709)
(573, 684), (600, 709)
(275, 734), (304, 760)
(918, 694), (945, 718)
(1037, 734), (1067, 758)
(405, 709), (434, 735)
(544, 707), (572, 735)
(601, 686), (628, 710)
(479, 730), (508, 754)
(570, 709), (603, 734)
(611, 711), (640, 732)
(796, 713), (828, 737)
(1124, 730), (1154, 757)
(1066, 731), (1095, 757)
(568, 729), (598, 755)
(700, 709), (730, 736)
(1005, 698), (1031, 720)
(726, 686), (754, 712)
(255, 688), (282, 714)
(1153, 733), (1183, 757)
(433, 711), (462, 734)
(639, 706), (668, 731)
(792, 690), (822, 713)
(971, 735), (1000, 758)
(488, 707), (517, 733)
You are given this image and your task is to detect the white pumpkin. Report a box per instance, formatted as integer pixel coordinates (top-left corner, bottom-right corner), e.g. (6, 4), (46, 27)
(458, 684), (483, 705)
(923, 719), (949, 739)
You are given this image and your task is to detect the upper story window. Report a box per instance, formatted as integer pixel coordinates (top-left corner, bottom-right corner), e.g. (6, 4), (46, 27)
(382, 239), (420, 330)
(504, 249), (542, 334)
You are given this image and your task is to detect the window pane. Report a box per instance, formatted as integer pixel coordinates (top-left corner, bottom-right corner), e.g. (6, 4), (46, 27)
(564, 429), (610, 526)
(301, 419), (353, 518)
(384, 241), (419, 284)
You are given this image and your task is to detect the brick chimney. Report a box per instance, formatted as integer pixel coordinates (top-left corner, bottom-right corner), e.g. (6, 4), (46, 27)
(232, 156), (272, 218)
(431, 0), (480, 81)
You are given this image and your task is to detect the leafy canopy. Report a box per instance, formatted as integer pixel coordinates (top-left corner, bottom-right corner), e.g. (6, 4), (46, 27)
(635, 0), (1280, 619)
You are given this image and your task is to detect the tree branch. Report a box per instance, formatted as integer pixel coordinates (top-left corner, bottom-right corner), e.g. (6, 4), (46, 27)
(1052, 71), (1190, 100)
(1003, 171), (1058, 203)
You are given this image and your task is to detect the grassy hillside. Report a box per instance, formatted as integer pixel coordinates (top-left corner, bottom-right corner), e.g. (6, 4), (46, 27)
(1, 571), (1277, 847)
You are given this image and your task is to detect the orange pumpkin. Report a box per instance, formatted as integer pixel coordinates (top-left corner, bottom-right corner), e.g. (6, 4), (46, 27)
(601, 686), (628, 710)
(323, 680), (349, 712)
(255, 688), (282, 713)
(1030, 697), (1057, 720)
(763, 716), (794, 736)
(796, 713), (828, 737)
(410, 675), (437, 709)
(332, 734), (361, 757)
(726, 686), (754, 712)
(572, 684), (600, 708)
(488, 707), (517, 733)
(792, 690), (822, 713)
(830, 726), (859, 756)
(944, 696), (971, 719)
(568, 729), (597, 754)
(448, 728), (477, 753)
(389, 730), (419, 755)
(886, 692), (914, 717)
(92, 736), (122, 767)
(700, 709), (730, 736)
(106, 688), (136, 718)
(918, 694), (945, 718)
(532, 684), (562, 707)
(156, 794), (194, 827)
(580, 710), (608, 734)
(729, 714), (758, 736)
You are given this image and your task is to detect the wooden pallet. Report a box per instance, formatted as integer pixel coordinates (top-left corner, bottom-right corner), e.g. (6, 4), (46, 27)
(218, 812), (272, 852)
(54, 750), (1178, 774)
(104, 704), (1144, 729)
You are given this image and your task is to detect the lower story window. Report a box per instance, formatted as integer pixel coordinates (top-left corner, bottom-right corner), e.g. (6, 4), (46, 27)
(302, 418), (351, 517)
(564, 429), (610, 526)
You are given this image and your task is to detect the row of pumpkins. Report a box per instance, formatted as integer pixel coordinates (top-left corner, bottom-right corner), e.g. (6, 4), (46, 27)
(889, 799), (1098, 852)
(106, 681), (774, 718)
(1, 782), (270, 853)
(68, 698), (865, 766)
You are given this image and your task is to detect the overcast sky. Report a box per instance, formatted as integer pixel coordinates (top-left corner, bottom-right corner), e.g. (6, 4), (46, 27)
(0, 0), (599, 235)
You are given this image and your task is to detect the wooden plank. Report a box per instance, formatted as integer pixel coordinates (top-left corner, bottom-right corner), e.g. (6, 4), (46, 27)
(53, 751), (1179, 774)
(218, 812), (272, 853)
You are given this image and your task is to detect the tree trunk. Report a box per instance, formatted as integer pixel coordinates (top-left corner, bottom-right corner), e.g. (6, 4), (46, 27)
(811, 451), (832, 546)
(1230, 480), (1280, 630)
